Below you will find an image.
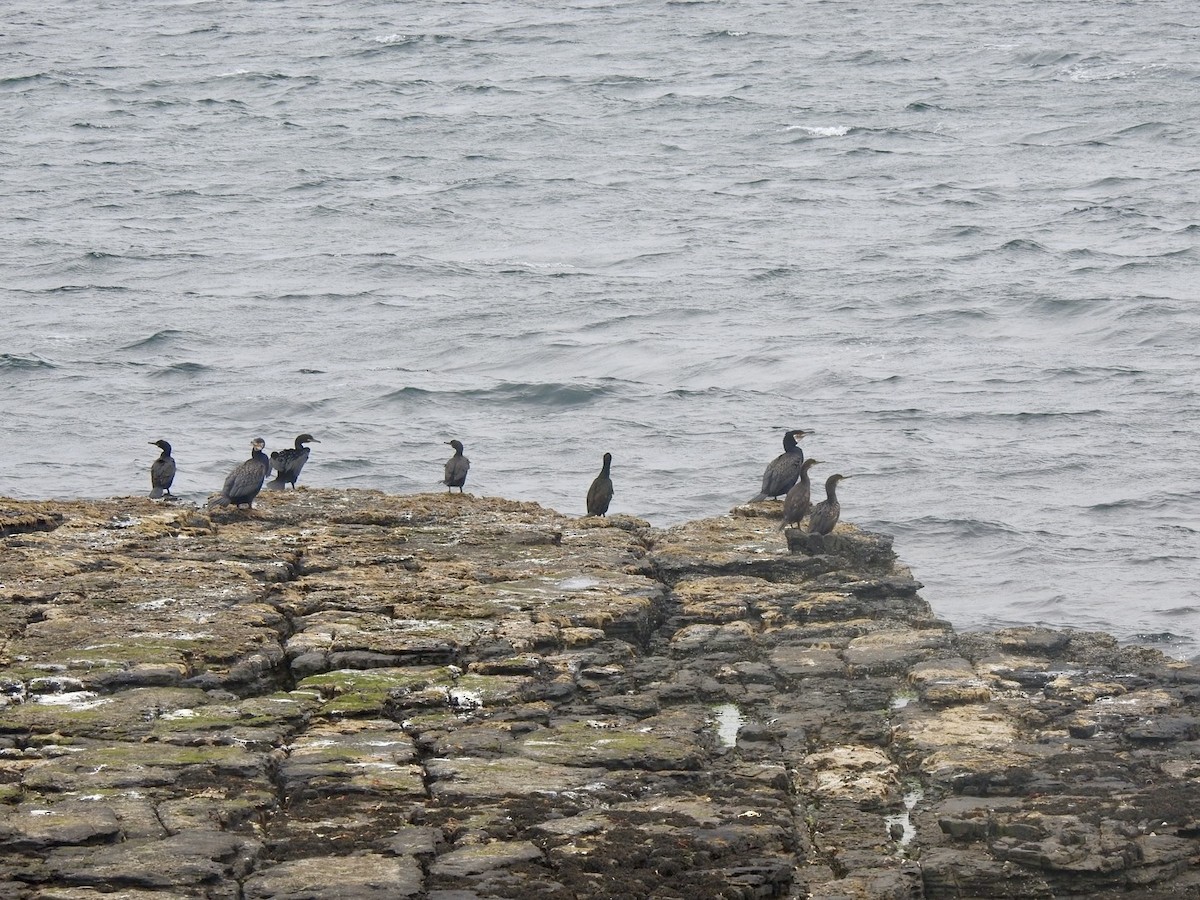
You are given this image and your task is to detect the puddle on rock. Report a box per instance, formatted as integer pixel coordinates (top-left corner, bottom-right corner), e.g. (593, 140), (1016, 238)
(884, 787), (923, 852)
(712, 703), (744, 748)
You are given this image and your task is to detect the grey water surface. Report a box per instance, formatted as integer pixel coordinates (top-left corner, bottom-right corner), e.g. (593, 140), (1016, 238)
(3, 0), (1198, 655)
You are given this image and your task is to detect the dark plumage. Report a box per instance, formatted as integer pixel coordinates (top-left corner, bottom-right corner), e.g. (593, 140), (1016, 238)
(750, 429), (813, 501)
(268, 433), (319, 490)
(208, 438), (270, 509)
(808, 473), (850, 535)
(148, 440), (176, 499)
(443, 440), (470, 493)
(586, 452), (614, 516)
(779, 458), (820, 531)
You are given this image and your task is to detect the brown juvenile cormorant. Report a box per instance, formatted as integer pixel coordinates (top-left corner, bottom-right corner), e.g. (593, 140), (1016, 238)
(750, 429), (813, 501)
(267, 433), (319, 490)
(586, 452), (614, 516)
(148, 440), (176, 499)
(779, 458), (820, 531)
(808, 473), (850, 535)
(208, 438), (270, 509)
(443, 440), (470, 493)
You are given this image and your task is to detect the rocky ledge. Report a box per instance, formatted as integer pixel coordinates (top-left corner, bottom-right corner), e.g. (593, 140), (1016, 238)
(1, 490), (1198, 900)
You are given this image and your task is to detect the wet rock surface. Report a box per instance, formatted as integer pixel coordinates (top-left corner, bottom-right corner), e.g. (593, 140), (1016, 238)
(0, 489), (1197, 898)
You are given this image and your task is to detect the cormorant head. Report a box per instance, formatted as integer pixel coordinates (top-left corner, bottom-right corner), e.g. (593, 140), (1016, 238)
(296, 433), (320, 446)
(783, 429), (812, 450)
(251, 437), (266, 452)
(447, 440), (465, 453)
(150, 440), (172, 454)
(602, 452), (612, 466)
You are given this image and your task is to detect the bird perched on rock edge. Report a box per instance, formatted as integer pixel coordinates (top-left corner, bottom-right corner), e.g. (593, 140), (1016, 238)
(268, 433), (319, 490)
(750, 429), (813, 501)
(443, 439), (470, 493)
(148, 440), (176, 499)
(808, 473), (850, 535)
(587, 452), (614, 516)
(208, 437), (270, 509)
(779, 458), (820, 531)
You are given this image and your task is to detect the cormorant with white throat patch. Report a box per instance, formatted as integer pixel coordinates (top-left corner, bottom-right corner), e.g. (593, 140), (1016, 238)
(750, 429), (813, 501)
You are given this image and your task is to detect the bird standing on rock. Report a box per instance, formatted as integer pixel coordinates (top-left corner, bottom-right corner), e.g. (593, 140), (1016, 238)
(586, 452), (614, 516)
(208, 438), (270, 509)
(268, 433), (319, 490)
(750, 429), (813, 501)
(808, 473), (850, 535)
(148, 440), (176, 499)
(443, 440), (470, 493)
(779, 458), (820, 531)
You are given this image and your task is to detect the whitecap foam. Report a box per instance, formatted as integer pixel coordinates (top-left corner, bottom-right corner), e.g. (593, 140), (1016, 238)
(787, 125), (850, 137)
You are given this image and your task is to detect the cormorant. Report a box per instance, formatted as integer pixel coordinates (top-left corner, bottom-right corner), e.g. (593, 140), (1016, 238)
(750, 429), (813, 501)
(779, 458), (820, 531)
(148, 440), (176, 499)
(808, 473), (850, 535)
(587, 452), (614, 516)
(267, 433), (319, 490)
(443, 440), (470, 493)
(208, 438), (270, 509)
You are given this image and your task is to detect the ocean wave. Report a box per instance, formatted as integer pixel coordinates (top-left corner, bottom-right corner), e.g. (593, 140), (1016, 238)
(147, 362), (212, 379)
(0, 72), (59, 90)
(998, 239), (1048, 253)
(119, 330), (191, 351)
(1087, 495), (1189, 515)
(376, 382), (619, 408)
(749, 266), (800, 281)
(373, 33), (422, 47)
(894, 516), (1021, 539)
(1131, 631), (1192, 645)
(786, 124), (850, 137)
(1019, 51), (1081, 68)
(954, 408), (1106, 423)
(44, 284), (130, 294)
(212, 71), (319, 85)
(1063, 63), (1159, 83)
(0, 354), (56, 371)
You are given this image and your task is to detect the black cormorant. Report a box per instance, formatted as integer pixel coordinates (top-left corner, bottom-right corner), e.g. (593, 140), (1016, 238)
(268, 433), (319, 490)
(750, 429), (813, 501)
(587, 452), (614, 516)
(808, 473), (850, 535)
(208, 438), (270, 509)
(443, 440), (470, 493)
(148, 440), (176, 499)
(779, 458), (820, 531)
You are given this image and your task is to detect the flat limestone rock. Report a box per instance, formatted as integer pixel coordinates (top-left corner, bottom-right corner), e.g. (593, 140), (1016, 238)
(430, 840), (544, 878)
(42, 830), (262, 891)
(2, 489), (1199, 899)
(244, 854), (422, 899)
(0, 802), (121, 852)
